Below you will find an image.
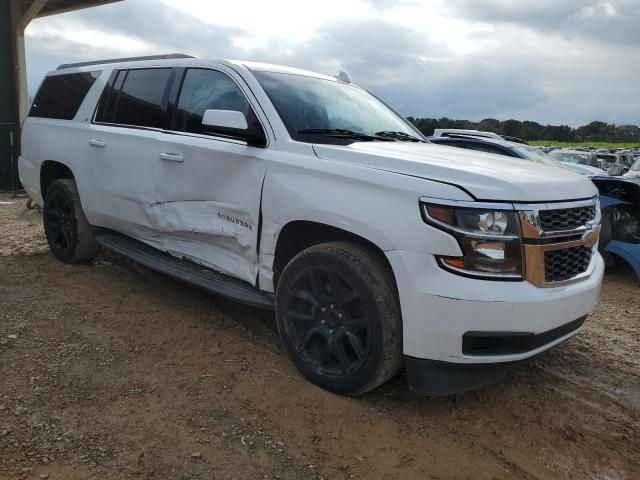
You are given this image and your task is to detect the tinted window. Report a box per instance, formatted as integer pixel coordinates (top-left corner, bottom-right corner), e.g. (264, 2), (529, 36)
(112, 68), (172, 128)
(30, 72), (100, 120)
(175, 69), (251, 134)
(95, 70), (126, 123)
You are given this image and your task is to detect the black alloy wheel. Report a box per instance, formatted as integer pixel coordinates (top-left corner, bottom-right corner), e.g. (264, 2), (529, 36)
(275, 242), (403, 395)
(284, 266), (371, 377)
(43, 179), (100, 263)
(44, 189), (75, 258)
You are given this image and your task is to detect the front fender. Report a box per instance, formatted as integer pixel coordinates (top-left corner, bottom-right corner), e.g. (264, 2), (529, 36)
(258, 159), (473, 292)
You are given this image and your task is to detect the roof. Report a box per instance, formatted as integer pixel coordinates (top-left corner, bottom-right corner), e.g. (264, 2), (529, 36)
(429, 133), (523, 149)
(549, 149), (595, 156)
(431, 129), (528, 145)
(53, 56), (344, 83)
(432, 129), (503, 140)
(57, 53), (195, 70)
(236, 61), (341, 82)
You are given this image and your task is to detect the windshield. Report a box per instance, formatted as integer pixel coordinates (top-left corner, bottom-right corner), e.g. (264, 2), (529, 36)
(253, 71), (419, 142)
(549, 152), (588, 165)
(598, 155), (616, 164)
(509, 146), (584, 172)
(512, 146), (558, 163)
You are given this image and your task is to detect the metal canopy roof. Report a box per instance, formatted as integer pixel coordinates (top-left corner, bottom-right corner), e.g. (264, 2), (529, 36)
(19, 0), (122, 21)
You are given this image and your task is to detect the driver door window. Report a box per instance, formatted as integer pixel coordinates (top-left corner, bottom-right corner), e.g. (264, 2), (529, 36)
(174, 69), (251, 135)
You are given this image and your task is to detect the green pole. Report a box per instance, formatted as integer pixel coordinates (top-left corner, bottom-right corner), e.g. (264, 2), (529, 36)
(9, 129), (15, 195)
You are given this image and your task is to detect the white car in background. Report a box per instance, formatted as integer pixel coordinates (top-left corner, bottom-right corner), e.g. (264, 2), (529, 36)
(625, 160), (640, 179)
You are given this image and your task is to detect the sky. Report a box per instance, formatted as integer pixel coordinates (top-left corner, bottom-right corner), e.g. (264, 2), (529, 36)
(25, 0), (640, 127)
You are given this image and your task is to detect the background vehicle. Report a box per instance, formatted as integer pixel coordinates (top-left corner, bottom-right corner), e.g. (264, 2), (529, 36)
(625, 160), (640, 179)
(19, 56), (604, 397)
(596, 152), (628, 175)
(548, 149), (603, 171)
(593, 178), (640, 279)
(429, 132), (603, 176)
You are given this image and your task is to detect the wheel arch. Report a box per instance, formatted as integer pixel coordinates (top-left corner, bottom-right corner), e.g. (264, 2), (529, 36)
(40, 160), (75, 198)
(271, 220), (398, 292)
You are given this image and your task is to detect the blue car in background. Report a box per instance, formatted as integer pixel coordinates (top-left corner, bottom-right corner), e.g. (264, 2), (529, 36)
(429, 130), (640, 281)
(592, 177), (640, 279)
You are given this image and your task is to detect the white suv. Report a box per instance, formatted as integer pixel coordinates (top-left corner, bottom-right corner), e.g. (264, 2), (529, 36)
(19, 55), (604, 396)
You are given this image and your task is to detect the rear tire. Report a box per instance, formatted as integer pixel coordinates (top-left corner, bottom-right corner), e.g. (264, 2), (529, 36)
(43, 179), (100, 263)
(275, 241), (402, 396)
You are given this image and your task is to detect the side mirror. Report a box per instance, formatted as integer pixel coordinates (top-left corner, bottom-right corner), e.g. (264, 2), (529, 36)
(202, 109), (266, 147)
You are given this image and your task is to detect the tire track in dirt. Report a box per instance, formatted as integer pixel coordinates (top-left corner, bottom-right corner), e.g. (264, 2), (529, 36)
(1, 195), (638, 479)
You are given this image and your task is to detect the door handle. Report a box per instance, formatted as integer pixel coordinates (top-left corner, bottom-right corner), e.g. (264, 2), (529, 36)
(159, 152), (185, 163)
(89, 139), (106, 148)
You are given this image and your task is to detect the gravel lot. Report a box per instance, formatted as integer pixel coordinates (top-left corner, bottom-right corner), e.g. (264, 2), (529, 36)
(1, 193), (638, 480)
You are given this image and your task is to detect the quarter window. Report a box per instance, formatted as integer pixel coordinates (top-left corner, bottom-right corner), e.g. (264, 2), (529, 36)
(175, 69), (251, 134)
(29, 72), (100, 120)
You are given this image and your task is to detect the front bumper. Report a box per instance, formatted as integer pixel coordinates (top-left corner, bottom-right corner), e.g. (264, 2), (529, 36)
(386, 250), (604, 365)
(404, 355), (526, 397)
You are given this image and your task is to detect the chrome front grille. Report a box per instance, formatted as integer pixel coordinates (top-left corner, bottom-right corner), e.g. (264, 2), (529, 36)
(539, 206), (596, 232)
(516, 197), (600, 288)
(544, 246), (592, 282)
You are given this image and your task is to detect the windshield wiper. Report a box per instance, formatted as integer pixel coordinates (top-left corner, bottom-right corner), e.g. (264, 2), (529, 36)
(297, 128), (393, 141)
(374, 131), (425, 142)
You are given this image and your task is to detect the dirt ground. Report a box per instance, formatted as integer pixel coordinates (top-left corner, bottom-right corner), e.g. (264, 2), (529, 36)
(1, 192), (638, 480)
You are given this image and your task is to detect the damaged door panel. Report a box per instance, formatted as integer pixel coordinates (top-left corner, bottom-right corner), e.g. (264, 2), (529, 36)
(147, 153), (266, 285)
(593, 177), (640, 280)
(154, 67), (268, 285)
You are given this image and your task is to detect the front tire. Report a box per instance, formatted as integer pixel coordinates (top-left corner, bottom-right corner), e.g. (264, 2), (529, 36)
(43, 179), (100, 263)
(275, 242), (402, 395)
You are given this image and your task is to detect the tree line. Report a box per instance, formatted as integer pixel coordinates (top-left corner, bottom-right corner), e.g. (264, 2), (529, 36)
(407, 118), (640, 143)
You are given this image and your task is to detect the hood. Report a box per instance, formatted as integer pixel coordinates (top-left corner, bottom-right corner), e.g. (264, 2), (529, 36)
(313, 142), (598, 202)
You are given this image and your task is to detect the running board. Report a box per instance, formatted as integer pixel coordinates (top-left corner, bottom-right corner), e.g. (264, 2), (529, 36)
(96, 233), (274, 309)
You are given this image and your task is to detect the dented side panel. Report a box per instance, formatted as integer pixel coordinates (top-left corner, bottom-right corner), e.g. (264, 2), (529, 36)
(153, 133), (267, 284)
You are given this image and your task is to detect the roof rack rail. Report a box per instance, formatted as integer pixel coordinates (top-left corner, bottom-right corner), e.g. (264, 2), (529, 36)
(57, 53), (196, 70)
(432, 129), (503, 140)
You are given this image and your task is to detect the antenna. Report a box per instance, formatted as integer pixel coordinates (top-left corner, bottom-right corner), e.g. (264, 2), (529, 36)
(336, 71), (351, 83)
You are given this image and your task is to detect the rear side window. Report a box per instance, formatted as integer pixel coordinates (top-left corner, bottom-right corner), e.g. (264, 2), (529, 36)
(29, 71), (100, 120)
(96, 68), (172, 128)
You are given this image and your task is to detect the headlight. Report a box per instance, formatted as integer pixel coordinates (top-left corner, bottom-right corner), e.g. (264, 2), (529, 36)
(420, 199), (523, 280)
